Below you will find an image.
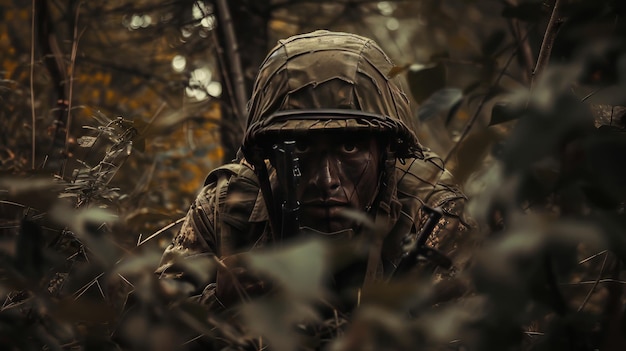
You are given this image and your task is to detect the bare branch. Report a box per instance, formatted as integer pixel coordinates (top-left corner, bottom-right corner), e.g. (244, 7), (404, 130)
(579, 250), (609, 265)
(136, 217), (185, 246)
(503, 0), (534, 83)
(578, 251), (609, 312)
(443, 43), (520, 166)
(30, 0), (36, 170)
(531, 0), (566, 86)
(62, 2), (85, 178)
(37, 0), (70, 173)
(215, 0), (248, 127)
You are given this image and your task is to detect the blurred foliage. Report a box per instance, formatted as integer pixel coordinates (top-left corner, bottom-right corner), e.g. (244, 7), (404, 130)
(1, 0), (626, 350)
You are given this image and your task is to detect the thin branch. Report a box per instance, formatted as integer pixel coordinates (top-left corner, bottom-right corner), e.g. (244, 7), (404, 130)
(181, 334), (205, 346)
(503, 0), (534, 83)
(73, 272), (105, 300)
(116, 273), (134, 288)
(578, 251), (609, 312)
(30, 0), (37, 170)
(38, 0), (69, 172)
(531, 0), (566, 87)
(215, 0), (248, 127)
(515, 23), (534, 82)
(525, 331), (545, 336)
(211, 255), (254, 304)
(269, 0), (400, 11)
(94, 279), (106, 300)
(136, 217), (185, 246)
(137, 101), (167, 137)
(443, 43), (520, 166)
(405, 14), (531, 236)
(579, 250), (608, 264)
(209, 15), (247, 161)
(0, 200), (28, 208)
(562, 279), (626, 286)
(62, 2), (85, 178)
(581, 86), (606, 102)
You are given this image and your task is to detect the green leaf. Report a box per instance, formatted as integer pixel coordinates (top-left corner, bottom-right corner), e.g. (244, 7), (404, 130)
(419, 297), (486, 344)
(0, 175), (66, 211)
(416, 88), (463, 123)
(489, 103), (519, 126)
(113, 252), (163, 276)
(360, 278), (429, 310)
(248, 239), (328, 300)
(407, 62), (446, 103)
(241, 298), (318, 351)
(453, 129), (501, 184)
(50, 205), (120, 267)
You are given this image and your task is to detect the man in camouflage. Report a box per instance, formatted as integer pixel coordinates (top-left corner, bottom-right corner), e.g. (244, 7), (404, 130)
(157, 30), (467, 310)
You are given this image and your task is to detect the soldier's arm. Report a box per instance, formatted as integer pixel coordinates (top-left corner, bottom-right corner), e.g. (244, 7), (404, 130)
(425, 196), (468, 258)
(155, 181), (222, 293)
(156, 162), (269, 305)
(391, 152), (470, 275)
(422, 157), (471, 273)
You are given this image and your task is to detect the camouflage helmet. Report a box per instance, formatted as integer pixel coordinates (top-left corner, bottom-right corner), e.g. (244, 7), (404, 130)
(242, 30), (423, 161)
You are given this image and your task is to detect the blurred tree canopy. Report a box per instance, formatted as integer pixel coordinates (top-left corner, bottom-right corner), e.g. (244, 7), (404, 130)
(1, 0), (626, 350)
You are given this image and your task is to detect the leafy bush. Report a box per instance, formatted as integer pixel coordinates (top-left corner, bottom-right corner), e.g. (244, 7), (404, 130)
(1, 1), (626, 350)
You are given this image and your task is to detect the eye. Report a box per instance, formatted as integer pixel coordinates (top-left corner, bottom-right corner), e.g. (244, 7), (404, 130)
(341, 142), (358, 154)
(295, 140), (310, 153)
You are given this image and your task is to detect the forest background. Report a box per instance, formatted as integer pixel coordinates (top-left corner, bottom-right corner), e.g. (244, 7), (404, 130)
(1, 0), (626, 350)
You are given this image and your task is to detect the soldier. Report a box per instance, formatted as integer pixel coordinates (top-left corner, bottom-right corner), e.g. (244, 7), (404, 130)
(157, 30), (468, 310)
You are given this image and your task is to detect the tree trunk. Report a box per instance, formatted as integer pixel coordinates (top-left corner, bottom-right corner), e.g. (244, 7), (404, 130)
(212, 0), (271, 162)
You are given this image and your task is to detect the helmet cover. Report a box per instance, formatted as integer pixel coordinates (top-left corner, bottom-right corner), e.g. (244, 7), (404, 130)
(242, 30), (422, 160)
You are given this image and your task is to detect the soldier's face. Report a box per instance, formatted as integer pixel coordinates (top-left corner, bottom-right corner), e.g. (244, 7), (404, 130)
(291, 133), (382, 233)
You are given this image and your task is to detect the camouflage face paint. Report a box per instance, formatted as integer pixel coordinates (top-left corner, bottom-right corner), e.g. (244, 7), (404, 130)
(289, 133), (381, 233)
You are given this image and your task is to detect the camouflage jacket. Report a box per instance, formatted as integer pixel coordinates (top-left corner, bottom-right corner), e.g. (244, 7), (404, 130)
(156, 150), (468, 296)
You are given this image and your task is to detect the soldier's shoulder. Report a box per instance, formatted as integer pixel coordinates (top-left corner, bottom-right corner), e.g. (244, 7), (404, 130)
(395, 150), (456, 188)
(203, 161), (257, 187)
(395, 151), (467, 207)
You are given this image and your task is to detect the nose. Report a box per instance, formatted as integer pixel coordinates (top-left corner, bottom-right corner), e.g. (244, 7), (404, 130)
(311, 155), (340, 197)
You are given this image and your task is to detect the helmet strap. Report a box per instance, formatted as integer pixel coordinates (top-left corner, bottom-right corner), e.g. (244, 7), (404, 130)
(250, 155), (281, 244)
(363, 147), (401, 287)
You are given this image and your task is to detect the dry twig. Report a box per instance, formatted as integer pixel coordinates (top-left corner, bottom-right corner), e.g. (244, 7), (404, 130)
(30, 0), (36, 170)
(531, 0), (566, 87)
(503, 0), (534, 82)
(62, 2), (85, 178)
(577, 251), (609, 312)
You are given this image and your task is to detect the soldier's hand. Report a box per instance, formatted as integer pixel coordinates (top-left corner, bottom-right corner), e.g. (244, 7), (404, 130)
(215, 253), (271, 307)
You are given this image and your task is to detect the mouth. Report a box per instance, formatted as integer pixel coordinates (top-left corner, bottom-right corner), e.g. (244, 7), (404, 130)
(300, 199), (350, 218)
(301, 199), (348, 207)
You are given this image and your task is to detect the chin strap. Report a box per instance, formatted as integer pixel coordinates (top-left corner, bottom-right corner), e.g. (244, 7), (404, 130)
(362, 150), (401, 289)
(252, 157), (281, 244)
